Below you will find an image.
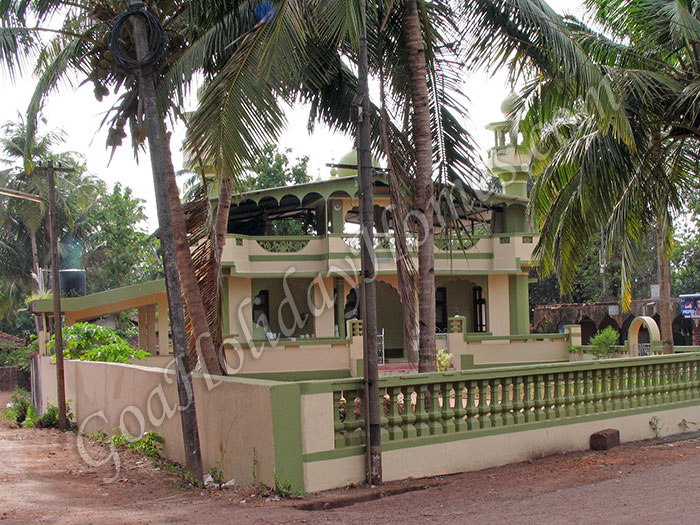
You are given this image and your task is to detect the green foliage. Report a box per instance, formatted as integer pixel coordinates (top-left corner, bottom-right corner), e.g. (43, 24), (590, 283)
(91, 429), (164, 459)
(274, 474), (303, 498)
(588, 327), (620, 359)
(0, 343), (32, 370)
(23, 400), (73, 429)
(84, 183), (161, 293)
(207, 461), (224, 488)
(529, 232), (658, 307)
(649, 416), (663, 439)
(49, 322), (149, 363)
(242, 144), (313, 236)
(0, 387), (31, 425)
(678, 418), (697, 432)
(436, 349), (452, 372)
(568, 345), (582, 354)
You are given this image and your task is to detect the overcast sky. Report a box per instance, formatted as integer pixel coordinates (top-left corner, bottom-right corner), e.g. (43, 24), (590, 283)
(0, 0), (584, 231)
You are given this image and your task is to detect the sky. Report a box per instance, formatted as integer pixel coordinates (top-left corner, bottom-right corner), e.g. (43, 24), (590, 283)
(0, 0), (584, 231)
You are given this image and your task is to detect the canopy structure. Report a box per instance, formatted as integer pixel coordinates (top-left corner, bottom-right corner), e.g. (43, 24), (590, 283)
(225, 172), (527, 236)
(30, 280), (169, 356)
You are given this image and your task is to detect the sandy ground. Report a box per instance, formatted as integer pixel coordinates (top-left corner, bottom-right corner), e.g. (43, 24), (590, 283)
(2, 417), (700, 524)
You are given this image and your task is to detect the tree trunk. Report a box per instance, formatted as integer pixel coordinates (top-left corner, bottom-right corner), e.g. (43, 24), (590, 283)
(214, 175), (233, 260)
(29, 230), (40, 290)
(656, 221), (673, 354)
(403, 0), (436, 372)
(162, 136), (226, 375)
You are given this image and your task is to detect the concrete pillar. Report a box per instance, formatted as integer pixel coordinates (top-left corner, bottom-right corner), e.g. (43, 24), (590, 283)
(146, 304), (157, 353)
(157, 298), (169, 355)
(313, 276), (335, 338)
(487, 274), (510, 336)
(137, 306), (147, 350)
(509, 274), (530, 335)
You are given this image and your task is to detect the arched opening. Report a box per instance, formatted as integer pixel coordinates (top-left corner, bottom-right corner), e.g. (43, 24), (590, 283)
(628, 316), (661, 356)
(620, 315), (634, 345)
(599, 315), (622, 344)
(579, 316), (597, 345)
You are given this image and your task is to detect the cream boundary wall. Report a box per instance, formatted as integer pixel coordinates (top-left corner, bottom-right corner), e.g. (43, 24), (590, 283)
(301, 403), (700, 492)
(38, 357), (277, 487)
(448, 336), (569, 366)
(223, 344), (351, 375)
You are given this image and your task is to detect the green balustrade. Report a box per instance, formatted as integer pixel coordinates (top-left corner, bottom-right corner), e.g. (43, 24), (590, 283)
(328, 354), (700, 449)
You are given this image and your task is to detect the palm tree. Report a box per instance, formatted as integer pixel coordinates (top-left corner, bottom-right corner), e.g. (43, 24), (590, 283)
(463, 0), (700, 353)
(0, 1), (269, 374)
(180, 0), (475, 371)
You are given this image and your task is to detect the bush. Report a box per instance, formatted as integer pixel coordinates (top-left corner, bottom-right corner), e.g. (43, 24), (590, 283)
(436, 349), (452, 372)
(0, 343), (33, 371)
(23, 400), (73, 429)
(588, 326), (620, 359)
(48, 322), (149, 363)
(0, 387), (31, 425)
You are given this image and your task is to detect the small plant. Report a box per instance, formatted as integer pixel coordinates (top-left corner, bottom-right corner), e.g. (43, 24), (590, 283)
(649, 416), (664, 438)
(436, 349), (452, 372)
(274, 476), (293, 497)
(679, 418), (697, 432)
(208, 461), (224, 488)
(252, 447), (259, 485)
(568, 345), (582, 354)
(1, 388), (32, 425)
(106, 430), (164, 458)
(588, 327), (620, 359)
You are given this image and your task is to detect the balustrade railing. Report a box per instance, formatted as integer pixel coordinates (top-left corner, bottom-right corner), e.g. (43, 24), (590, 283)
(331, 354), (700, 448)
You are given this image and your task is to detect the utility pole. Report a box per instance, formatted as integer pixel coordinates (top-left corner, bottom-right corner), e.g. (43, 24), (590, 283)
(0, 175), (69, 430)
(110, 2), (203, 481)
(44, 161), (71, 431)
(357, 0), (382, 484)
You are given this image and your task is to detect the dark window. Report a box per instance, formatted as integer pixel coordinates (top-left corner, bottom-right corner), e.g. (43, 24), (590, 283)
(253, 290), (270, 327)
(436, 287), (447, 332)
(473, 286), (487, 332)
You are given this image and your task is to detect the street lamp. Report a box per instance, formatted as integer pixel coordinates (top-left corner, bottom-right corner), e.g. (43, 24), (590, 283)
(0, 160), (70, 430)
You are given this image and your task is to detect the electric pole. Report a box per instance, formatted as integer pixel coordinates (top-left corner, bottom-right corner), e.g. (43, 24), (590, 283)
(358, 0), (382, 484)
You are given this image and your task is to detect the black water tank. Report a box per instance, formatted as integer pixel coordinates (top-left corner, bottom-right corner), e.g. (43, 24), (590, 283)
(59, 269), (86, 297)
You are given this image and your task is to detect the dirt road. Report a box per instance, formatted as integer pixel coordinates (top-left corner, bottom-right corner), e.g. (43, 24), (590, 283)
(2, 420), (700, 524)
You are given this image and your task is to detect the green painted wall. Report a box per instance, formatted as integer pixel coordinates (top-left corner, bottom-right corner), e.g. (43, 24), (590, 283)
(509, 274), (530, 335)
(505, 204), (527, 233)
(269, 383), (304, 492)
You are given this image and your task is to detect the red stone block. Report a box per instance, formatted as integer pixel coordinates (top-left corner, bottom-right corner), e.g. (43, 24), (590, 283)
(590, 428), (620, 450)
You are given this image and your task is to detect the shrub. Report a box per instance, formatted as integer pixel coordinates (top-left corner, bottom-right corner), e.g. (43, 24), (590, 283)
(0, 343), (33, 371)
(588, 326), (620, 359)
(23, 400), (73, 429)
(436, 349), (452, 372)
(0, 387), (32, 425)
(48, 322), (149, 363)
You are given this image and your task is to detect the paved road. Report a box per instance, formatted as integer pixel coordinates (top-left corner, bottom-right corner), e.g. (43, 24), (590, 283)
(1, 420), (700, 524)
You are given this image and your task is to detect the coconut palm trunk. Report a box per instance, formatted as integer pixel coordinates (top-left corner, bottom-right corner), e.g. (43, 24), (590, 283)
(656, 220), (673, 354)
(214, 175), (233, 261)
(403, 0), (436, 372)
(162, 136), (226, 375)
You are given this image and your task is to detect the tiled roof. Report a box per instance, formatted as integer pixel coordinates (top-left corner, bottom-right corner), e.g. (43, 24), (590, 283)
(0, 331), (24, 346)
